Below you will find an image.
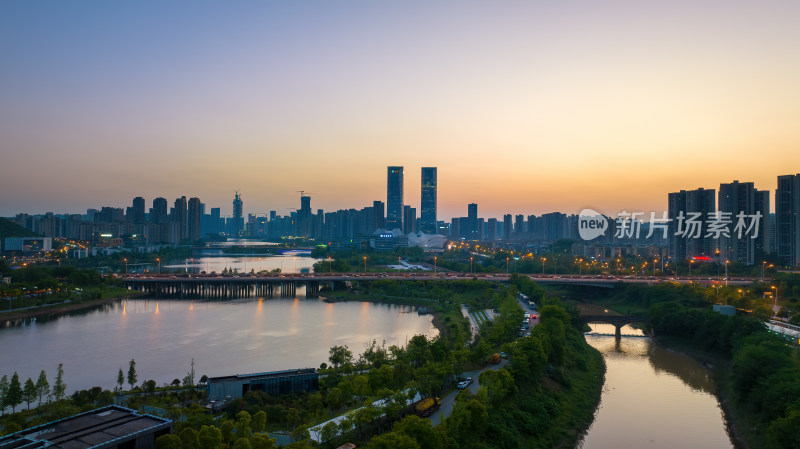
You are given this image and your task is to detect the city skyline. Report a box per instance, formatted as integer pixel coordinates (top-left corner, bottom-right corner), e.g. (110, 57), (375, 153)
(2, 1), (800, 218)
(3, 169), (795, 222)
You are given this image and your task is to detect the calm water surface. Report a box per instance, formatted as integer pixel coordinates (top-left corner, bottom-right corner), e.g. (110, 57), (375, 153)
(163, 254), (317, 274)
(0, 297), (436, 394)
(579, 324), (733, 449)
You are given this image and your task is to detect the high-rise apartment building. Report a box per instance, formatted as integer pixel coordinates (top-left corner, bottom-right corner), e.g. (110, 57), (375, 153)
(172, 196), (188, 242)
(668, 188), (716, 261)
(387, 166), (404, 230)
(467, 203), (478, 240)
(298, 195), (312, 237)
(487, 218), (497, 241)
(187, 197), (201, 242)
(503, 214), (513, 240)
(420, 167), (437, 234)
(776, 174), (800, 267)
(150, 197), (168, 224)
(718, 181), (769, 265)
(131, 197), (145, 224)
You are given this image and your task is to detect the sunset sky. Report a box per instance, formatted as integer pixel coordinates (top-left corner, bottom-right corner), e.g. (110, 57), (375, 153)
(2, 1), (799, 219)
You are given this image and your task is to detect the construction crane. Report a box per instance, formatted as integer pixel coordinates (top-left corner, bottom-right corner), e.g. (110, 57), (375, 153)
(296, 190), (315, 198)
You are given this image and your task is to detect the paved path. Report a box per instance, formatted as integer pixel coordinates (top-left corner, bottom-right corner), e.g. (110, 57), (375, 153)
(429, 359), (509, 427)
(461, 305), (479, 343)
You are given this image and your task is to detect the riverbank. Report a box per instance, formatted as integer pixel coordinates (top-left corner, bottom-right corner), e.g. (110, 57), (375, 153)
(328, 286), (608, 448)
(0, 289), (140, 322)
(653, 335), (751, 449)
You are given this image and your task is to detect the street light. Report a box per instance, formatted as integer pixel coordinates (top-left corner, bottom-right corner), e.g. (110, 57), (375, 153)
(541, 257), (546, 275)
(123, 258), (127, 275)
(328, 256), (332, 273)
(471, 257), (474, 274)
(724, 260), (729, 287)
(653, 259), (657, 277)
(363, 256), (367, 273)
(434, 256), (437, 274)
(771, 286), (778, 311)
(761, 261), (766, 281)
(156, 258), (160, 274)
(689, 259), (693, 277)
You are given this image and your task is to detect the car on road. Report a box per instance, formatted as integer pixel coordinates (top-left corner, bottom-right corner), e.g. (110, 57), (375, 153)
(457, 381), (469, 390)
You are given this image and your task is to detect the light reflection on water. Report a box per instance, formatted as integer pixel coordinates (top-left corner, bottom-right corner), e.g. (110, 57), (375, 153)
(579, 324), (732, 449)
(0, 298), (437, 394)
(162, 255), (318, 274)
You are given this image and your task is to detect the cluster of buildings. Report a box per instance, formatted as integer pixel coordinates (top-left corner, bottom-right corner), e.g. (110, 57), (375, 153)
(4, 169), (800, 267)
(8, 195), (240, 248)
(663, 176), (800, 268)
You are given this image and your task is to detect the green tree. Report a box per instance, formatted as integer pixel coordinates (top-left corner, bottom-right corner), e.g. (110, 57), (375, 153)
(365, 432), (420, 449)
(249, 434), (277, 449)
(478, 368), (517, 405)
(198, 425), (223, 449)
(179, 427), (200, 449)
(392, 415), (442, 449)
(127, 359), (138, 390)
(7, 372), (23, 412)
(235, 411), (253, 438)
(23, 378), (37, 410)
(220, 419), (235, 444)
(290, 424), (309, 443)
(184, 358), (196, 386)
(0, 375), (8, 415)
(154, 434), (182, 449)
(328, 345), (353, 371)
(287, 408), (301, 428)
(143, 380), (156, 394)
(326, 387), (342, 410)
(320, 421), (339, 445)
(53, 363), (66, 401)
(117, 368), (124, 392)
(36, 370), (49, 403)
(251, 410), (267, 434)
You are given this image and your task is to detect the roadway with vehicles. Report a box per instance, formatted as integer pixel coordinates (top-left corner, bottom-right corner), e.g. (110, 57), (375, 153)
(429, 358), (509, 427)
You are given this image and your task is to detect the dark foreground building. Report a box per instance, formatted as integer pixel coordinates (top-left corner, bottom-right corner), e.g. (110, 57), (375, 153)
(207, 368), (319, 401)
(0, 406), (172, 449)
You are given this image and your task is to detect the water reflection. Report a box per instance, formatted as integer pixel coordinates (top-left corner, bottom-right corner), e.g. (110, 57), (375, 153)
(579, 324), (732, 449)
(0, 297), (436, 393)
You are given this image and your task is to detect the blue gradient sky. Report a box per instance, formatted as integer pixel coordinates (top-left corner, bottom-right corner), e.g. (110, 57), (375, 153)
(2, 1), (799, 219)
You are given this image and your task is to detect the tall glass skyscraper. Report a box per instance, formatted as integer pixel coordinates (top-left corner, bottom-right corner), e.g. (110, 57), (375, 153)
(387, 166), (404, 230)
(420, 167), (437, 233)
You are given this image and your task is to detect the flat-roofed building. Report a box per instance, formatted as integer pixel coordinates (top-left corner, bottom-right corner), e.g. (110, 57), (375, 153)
(207, 368), (318, 401)
(0, 406), (172, 449)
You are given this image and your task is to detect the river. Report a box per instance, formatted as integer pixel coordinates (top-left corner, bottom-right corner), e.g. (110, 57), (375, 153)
(0, 296), (436, 395)
(162, 253), (317, 274)
(579, 323), (733, 448)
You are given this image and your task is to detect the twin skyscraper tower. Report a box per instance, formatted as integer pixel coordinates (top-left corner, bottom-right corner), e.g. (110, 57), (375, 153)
(386, 166), (438, 234)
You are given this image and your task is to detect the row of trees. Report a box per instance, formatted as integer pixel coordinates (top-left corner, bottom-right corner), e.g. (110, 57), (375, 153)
(0, 364), (65, 414)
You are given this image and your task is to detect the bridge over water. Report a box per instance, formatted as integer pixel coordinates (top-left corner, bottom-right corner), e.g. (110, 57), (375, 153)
(122, 272), (753, 300)
(580, 314), (650, 338)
